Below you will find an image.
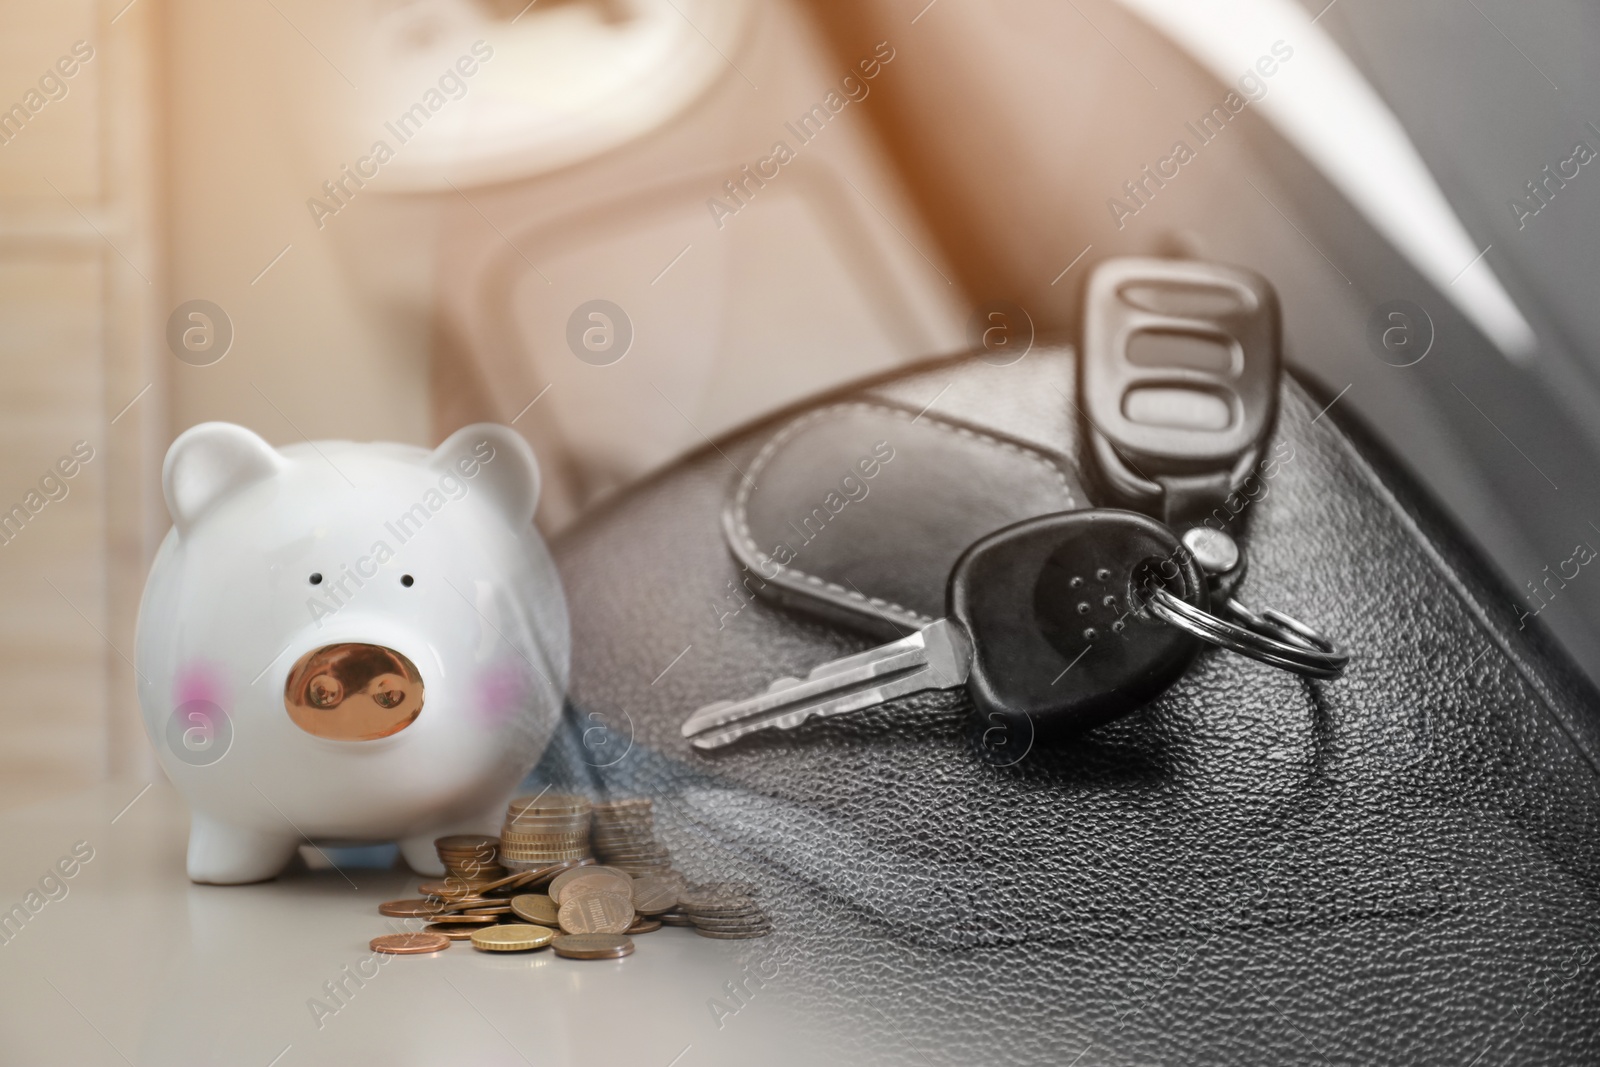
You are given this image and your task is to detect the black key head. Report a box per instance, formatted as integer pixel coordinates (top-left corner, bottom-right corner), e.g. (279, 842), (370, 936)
(948, 509), (1208, 735)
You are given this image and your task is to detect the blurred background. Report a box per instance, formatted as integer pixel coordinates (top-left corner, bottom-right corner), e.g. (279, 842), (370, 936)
(2, 0), (1598, 809)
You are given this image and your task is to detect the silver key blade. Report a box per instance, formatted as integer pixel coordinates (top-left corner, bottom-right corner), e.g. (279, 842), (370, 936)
(680, 619), (972, 750)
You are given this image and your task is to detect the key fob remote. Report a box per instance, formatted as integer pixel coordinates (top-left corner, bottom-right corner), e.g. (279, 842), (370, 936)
(1080, 257), (1280, 527)
(948, 509), (1208, 735)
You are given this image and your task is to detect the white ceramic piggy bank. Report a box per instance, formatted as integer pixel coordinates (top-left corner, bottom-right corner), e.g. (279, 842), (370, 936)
(135, 421), (569, 884)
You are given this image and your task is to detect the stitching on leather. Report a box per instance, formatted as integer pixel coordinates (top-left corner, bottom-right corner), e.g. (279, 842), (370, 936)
(731, 401), (1077, 624)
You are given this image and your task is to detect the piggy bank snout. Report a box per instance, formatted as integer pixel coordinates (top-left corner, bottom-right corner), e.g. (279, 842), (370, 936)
(285, 642), (424, 741)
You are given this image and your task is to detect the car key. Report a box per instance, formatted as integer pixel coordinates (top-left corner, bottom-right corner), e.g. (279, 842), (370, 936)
(682, 509), (1214, 750)
(683, 508), (1349, 750)
(1080, 257), (1281, 529)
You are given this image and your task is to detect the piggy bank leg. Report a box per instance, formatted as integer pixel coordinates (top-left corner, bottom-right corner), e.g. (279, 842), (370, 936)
(187, 814), (301, 885)
(397, 836), (447, 877)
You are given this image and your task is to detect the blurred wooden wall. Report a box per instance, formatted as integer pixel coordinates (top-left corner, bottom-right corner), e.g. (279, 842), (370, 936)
(0, 0), (163, 809)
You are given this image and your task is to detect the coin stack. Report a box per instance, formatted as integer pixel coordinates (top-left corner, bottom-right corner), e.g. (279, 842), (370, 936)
(498, 794), (592, 870)
(432, 833), (507, 891)
(590, 798), (674, 876)
(674, 883), (771, 939)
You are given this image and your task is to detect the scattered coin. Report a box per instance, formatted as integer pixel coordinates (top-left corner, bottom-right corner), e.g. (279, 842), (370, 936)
(688, 916), (769, 928)
(509, 894), (561, 926)
(471, 924), (554, 952)
(426, 922), (493, 941)
(370, 803), (772, 960)
(678, 896), (761, 918)
(416, 880), (460, 897)
(431, 875), (505, 896)
(550, 867), (632, 905)
(434, 897), (498, 912)
(558, 890), (635, 935)
(676, 883), (771, 937)
(371, 932), (450, 954)
(472, 868), (542, 894)
(517, 860), (593, 887)
(630, 876), (680, 914)
(552, 933), (634, 960)
(690, 881), (761, 895)
(693, 927), (771, 940)
(378, 899), (446, 918)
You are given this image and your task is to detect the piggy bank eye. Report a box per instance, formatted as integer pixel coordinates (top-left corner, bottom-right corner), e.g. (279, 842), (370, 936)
(400, 574), (414, 587)
(309, 572), (323, 585)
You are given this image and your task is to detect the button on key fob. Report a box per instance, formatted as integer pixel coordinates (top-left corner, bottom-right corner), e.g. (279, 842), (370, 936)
(680, 509), (1208, 749)
(1080, 257), (1280, 527)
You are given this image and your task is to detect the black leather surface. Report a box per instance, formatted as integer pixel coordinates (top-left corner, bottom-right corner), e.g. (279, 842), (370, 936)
(544, 345), (1600, 1065)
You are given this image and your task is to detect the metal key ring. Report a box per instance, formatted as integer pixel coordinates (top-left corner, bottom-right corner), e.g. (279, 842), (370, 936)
(1146, 588), (1350, 679)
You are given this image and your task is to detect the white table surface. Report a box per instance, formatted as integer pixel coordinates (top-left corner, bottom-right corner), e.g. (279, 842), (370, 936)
(0, 780), (865, 1067)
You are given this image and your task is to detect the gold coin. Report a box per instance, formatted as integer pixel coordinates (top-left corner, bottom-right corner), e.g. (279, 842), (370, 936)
(509, 894), (561, 926)
(558, 889), (635, 935)
(371, 932), (450, 954)
(471, 924), (554, 952)
(551, 933), (634, 960)
(426, 922), (493, 941)
(426, 913), (503, 924)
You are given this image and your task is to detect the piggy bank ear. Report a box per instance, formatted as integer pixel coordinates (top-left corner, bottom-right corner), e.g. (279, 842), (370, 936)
(428, 423), (540, 528)
(163, 423), (284, 535)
